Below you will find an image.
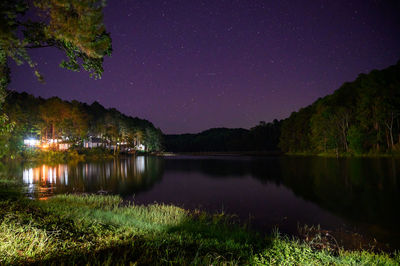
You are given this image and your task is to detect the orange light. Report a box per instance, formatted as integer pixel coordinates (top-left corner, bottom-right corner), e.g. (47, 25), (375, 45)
(38, 197), (49, 201)
(41, 144), (49, 149)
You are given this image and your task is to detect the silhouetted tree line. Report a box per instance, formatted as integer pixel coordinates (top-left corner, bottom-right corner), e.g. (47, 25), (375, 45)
(279, 61), (400, 154)
(0, 91), (163, 158)
(165, 120), (281, 152)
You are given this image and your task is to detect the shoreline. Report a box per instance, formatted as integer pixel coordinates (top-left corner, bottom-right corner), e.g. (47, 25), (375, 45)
(0, 149), (154, 164)
(159, 151), (284, 157)
(159, 151), (400, 158)
(5, 149), (400, 163)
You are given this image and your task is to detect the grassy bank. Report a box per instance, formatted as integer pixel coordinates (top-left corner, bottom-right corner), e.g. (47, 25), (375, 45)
(0, 181), (398, 265)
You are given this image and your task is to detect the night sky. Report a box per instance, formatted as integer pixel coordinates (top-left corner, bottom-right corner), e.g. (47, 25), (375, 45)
(9, 0), (400, 134)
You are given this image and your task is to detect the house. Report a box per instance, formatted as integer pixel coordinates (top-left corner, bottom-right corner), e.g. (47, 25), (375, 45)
(58, 143), (70, 150)
(136, 143), (146, 151)
(24, 135), (147, 152)
(83, 137), (104, 148)
(24, 138), (70, 150)
(24, 139), (40, 147)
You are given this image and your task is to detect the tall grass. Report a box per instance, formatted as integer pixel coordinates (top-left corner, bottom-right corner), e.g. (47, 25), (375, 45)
(0, 180), (399, 265)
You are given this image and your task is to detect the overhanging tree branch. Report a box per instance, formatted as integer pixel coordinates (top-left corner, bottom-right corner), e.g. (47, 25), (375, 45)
(24, 44), (54, 49)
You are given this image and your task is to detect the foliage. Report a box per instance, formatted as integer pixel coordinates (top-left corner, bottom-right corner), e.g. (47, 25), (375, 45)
(347, 125), (365, 154)
(0, 0), (111, 139)
(21, 149), (84, 163)
(252, 234), (399, 265)
(279, 106), (314, 153)
(279, 61), (400, 155)
(0, 112), (14, 135)
(0, 0), (112, 82)
(0, 113), (16, 158)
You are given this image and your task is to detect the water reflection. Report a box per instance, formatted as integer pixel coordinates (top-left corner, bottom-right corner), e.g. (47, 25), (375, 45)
(151, 156), (400, 247)
(23, 165), (69, 185)
(22, 165), (69, 197)
(162, 156), (399, 230)
(19, 156), (163, 198)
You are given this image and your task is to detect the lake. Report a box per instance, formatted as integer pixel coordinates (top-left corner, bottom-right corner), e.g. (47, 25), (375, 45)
(2, 155), (399, 249)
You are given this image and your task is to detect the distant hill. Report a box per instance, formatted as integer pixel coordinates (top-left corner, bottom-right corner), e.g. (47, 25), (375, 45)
(164, 121), (281, 152)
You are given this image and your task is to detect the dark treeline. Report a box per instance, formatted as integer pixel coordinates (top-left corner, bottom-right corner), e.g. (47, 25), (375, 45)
(165, 120), (281, 152)
(280, 61), (400, 155)
(0, 91), (163, 158)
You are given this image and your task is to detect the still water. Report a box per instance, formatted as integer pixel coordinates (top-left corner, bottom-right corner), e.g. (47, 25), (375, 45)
(2, 155), (399, 248)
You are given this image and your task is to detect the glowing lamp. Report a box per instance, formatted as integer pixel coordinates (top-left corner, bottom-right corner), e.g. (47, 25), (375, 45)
(24, 138), (40, 147)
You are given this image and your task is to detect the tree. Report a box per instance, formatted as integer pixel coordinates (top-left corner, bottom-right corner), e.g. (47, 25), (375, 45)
(279, 106), (314, 153)
(347, 125), (365, 154)
(39, 97), (70, 142)
(60, 101), (88, 143)
(144, 128), (163, 151)
(310, 103), (338, 152)
(250, 120), (281, 151)
(0, 109), (15, 158)
(0, 0), (112, 123)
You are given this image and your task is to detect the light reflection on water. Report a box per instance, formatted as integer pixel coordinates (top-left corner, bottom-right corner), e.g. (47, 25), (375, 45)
(22, 165), (68, 198)
(23, 165), (69, 187)
(20, 156), (160, 199)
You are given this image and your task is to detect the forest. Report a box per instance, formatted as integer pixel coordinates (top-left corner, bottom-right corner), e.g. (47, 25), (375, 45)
(279, 60), (400, 155)
(0, 91), (163, 159)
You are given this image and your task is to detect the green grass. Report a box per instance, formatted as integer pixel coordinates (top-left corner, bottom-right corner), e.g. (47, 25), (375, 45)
(0, 181), (399, 265)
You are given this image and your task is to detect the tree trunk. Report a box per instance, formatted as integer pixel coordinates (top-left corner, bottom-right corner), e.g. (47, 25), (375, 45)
(52, 122), (55, 141)
(389, 112), (394, 149)
(343, 127), (349, 152)
(375, 122), (380, 151)
(384, 112), (395, 150)
(386, 130), (390, 150)
(390, 130), (394, 149)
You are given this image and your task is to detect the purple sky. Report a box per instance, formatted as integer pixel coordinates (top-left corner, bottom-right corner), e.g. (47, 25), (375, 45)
(9, 0), (400, 134)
